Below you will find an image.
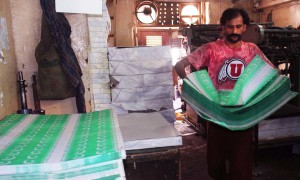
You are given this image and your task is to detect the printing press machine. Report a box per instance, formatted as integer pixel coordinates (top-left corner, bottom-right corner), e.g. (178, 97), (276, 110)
(180, 23), (300, 147)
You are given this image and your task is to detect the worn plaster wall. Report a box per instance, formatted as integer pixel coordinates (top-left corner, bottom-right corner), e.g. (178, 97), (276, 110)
(9, 0), (91, 114)
(208, 0), (258, 24)
(4, 0), (112, 116)
(260, 2), (300, 27)
(0, 0), (18, 120)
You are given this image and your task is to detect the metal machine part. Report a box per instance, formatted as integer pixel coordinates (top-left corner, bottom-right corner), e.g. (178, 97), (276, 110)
(16, 71), (45, 114)
(32, 74), (45, 114)
(16, 71), (33, 114)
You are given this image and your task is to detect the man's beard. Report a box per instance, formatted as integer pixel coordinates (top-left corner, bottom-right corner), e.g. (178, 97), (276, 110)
(226, 33), (242, 43)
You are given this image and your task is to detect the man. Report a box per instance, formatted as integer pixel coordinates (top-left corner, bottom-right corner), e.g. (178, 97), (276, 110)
(175, 8), (275, 180)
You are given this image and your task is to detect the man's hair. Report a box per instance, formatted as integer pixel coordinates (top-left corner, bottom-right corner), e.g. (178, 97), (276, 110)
(220, 8), (250, 25)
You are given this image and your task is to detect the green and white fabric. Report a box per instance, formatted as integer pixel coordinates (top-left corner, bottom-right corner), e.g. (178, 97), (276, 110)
(0, 109), (126, 179)
(186, 55), (279, 106)
(183, 56), (298, 130)
(186, 70), (220, 103)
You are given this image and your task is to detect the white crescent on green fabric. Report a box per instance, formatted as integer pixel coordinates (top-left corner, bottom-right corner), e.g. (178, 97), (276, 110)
(183, 55), (298, 130)
(0, 109), (126, 179)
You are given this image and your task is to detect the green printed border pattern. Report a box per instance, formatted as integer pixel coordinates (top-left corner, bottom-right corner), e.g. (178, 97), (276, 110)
(65, 110), (121, 162)
(0, 115), (69, 165)
(186, 55), (278, 106)
(0, 114), (29, 137)
(187, 70), (220, 103)
(0, 110), (125, 175)
(227, 55), (277, 106)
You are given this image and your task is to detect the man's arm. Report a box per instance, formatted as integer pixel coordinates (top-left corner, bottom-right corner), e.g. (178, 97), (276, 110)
(174, 57), (191, 79)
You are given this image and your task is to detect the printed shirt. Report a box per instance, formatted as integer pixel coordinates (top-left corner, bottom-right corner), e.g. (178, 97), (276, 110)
(186, 39), (275, 90)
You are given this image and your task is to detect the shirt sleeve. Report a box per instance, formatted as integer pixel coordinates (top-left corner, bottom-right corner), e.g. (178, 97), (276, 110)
(186, 43), (211, 70)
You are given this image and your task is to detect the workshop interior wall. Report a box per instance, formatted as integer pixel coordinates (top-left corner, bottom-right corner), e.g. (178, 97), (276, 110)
(9, 0), (91, 114)
(260, 2), (300, 28)
(0, 0), (18, 119)
(112, 0), (258, 47)
(208, 0), (258, 24)
(6, 0), (111, 115)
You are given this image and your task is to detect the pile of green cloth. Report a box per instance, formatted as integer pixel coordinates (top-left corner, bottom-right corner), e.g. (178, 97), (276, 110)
(0, 109), (125, 179)
(182, 55), (298, 130)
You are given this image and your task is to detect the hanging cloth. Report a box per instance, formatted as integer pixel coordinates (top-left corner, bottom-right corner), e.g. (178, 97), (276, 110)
(39, 0), (86, 113)
(35, 14), (76, 101)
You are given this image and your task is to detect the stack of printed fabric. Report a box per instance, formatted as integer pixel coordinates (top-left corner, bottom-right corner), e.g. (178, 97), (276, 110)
(0, 109), (126, 179)
(182, 55), (298, 130)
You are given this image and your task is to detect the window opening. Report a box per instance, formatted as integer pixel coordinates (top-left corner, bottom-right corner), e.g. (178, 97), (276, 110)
(146, 35), (163, 46)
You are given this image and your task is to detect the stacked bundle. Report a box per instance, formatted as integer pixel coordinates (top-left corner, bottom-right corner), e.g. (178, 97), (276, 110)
(108, 46), (175, 123)
(0, 109), (126, 179)
(182, 55), (298, 130)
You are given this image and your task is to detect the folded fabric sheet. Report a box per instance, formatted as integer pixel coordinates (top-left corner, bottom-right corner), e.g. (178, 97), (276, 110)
(186, 55), (278, 106)
(183, 56), (298, 130)
(0, 160), (124, 180)
(0, 110), (126, 179)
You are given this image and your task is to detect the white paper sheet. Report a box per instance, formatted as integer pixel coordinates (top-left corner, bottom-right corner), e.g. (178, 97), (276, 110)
(118, 112), (182, 150)
(55, 0), (102, 15)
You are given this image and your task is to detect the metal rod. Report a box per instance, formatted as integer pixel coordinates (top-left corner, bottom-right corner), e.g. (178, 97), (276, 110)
(16, 71), (33, 114)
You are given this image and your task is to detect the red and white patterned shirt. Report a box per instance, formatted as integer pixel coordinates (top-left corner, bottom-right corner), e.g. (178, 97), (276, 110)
(187, 39), (274, 90)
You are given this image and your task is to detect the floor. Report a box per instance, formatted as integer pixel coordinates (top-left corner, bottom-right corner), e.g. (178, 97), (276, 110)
(176, 121), (300, 180)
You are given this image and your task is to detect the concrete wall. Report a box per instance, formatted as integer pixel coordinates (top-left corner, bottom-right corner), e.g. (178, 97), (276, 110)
(0, 0), (18, 119)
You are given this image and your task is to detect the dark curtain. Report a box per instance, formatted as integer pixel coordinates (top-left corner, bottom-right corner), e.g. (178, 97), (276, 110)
(40, 0), (86, 113)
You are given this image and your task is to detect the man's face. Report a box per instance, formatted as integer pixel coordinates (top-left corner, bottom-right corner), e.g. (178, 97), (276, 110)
(222, 15), (246, 44)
